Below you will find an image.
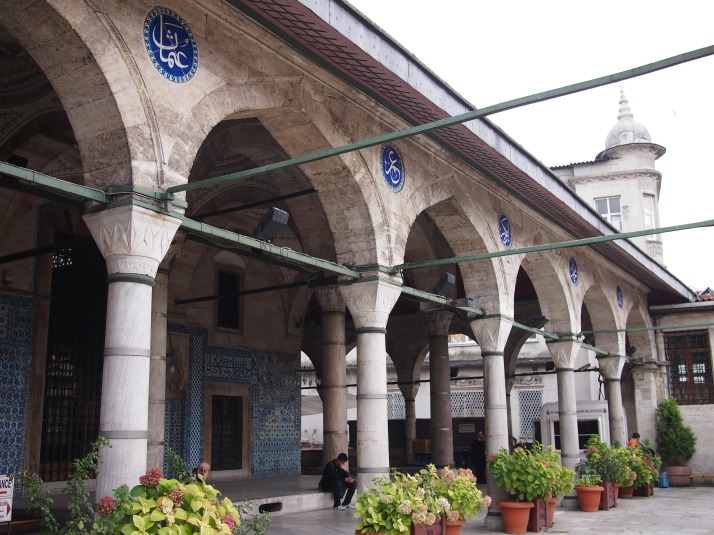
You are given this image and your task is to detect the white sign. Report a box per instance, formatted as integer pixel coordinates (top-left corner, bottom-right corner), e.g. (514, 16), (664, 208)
(0, 475), (13, 523)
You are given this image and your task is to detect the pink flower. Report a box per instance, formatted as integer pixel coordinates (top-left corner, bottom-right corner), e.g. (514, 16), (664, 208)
(97, 495), (116, 517)
(447, 510), (460, 523)
(441, 468), (456, 483)
(223, 514), (236, 530)
(139, 468), (163, 487)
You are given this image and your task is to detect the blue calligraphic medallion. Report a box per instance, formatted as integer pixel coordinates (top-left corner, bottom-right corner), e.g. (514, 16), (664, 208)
(381, 144), (405, 192)
(498, 214), (512, 248)
(569, 257), (579, 286)
(616, 286), (624, 309)
(144, 7), (198, 83)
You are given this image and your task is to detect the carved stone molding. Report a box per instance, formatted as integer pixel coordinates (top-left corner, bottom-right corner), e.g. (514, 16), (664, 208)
(469, 316), (512, 353)
(546, 339), (580, 369)
(339, 278), (401, 329)
(426, 309), (453, 337)
(596, 354), (626, 380)
(83, 205), (182, 278)
(314, 285), (345, 313)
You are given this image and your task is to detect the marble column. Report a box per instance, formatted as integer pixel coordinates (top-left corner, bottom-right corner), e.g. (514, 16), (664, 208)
(470, 315), (512, 529)
(596, 354), (627, 446)
(147, 233), (184, 471)
(84, 205), (181, 500)
(546, 337), (580, 509)
(632, 361), (661, 441)
(401, 389), (418, 466)
(315, 286), (348, 465)
(426, 309), (454, 467)
(340, 277), (401, 492)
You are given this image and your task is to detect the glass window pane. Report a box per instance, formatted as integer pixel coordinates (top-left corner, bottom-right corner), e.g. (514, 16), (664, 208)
(595, 199), (608, 214)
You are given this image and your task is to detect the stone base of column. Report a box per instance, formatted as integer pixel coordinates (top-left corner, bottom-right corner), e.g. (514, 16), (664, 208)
(560, 494), (579, 510)
(483, 511), (503, 530)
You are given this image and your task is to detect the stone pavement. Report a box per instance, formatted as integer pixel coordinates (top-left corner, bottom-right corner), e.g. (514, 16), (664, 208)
(265, 486), (714, 535)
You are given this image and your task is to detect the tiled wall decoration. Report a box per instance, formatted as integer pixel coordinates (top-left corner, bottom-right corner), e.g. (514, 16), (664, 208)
(164, 399), (186, 475)
(0, 292), (34, 474)
(251, 352), (300, 477)
(167, 323), (301, 478)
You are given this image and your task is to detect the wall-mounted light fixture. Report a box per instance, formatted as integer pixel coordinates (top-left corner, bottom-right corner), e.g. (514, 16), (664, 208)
(253, 207), (289, 242)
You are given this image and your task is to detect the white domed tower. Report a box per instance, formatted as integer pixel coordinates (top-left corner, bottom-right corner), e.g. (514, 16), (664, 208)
(552, 89), (666, 264)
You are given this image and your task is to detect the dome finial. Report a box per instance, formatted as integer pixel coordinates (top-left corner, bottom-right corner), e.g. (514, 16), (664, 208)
(604, 87), (651, 149)
(618, 87), (633, 120)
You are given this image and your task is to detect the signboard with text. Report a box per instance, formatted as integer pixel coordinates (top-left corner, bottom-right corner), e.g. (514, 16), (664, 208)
(0, 474), (14, 523)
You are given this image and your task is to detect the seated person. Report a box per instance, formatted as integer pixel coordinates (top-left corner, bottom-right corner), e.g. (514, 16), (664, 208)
(319, 452), (356, 510)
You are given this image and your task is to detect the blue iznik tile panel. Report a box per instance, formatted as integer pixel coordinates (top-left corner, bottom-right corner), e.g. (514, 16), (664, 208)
(165, 324), (300, 478)
(251, 353), (300, 477)
(0, 291), (34, 474)
(163, 398), (185, 476)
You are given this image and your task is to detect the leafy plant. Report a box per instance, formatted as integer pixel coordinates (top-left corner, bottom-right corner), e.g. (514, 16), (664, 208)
(582, 435), (631, 486)
(355, 469), (430, 535)
(624, 447), (657, 489)
(94, 471), (241, 534)
(489, 443), (572, 501)
(656, 397), (697, 465)
(17, 436), (110, 534)
(165, 447), (194, 484)
(574, 461), (603, 487)
(416, 465), (490, 522)
(16, 438), (271, 534)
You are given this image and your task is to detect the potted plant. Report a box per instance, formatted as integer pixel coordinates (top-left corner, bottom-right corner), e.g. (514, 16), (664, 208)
(354, 469), (441, 535)
(417, 465), (490, 535)
(582, 435), (630, 509)
(93, 468), (241, 534)
(490, 445), (555, 534)
(540, 445), (575, 528)
(574, 461), (603, 512)
(656, 397), (697, 487)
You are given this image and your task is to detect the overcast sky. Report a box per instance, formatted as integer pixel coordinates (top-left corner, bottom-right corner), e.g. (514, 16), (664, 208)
(348, 0), (714, 293)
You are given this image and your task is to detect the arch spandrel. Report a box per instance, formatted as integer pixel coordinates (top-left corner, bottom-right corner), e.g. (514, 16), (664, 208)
(0, 2), (135, 189)
(521, 252), (580, 333)
(582, 282), (625, 355)
(624, 299), (657, 360)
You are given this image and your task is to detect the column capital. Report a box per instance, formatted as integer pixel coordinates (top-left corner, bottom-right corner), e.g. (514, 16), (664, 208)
(426, 309), (454, 337)
(469, 314), (512, 353)
(84, 205), (181, 278)
(339, 277), (401, 330)
(314, 285), (346, 313)
(596, 354), (627, 380)
(546, 338), (580, 369)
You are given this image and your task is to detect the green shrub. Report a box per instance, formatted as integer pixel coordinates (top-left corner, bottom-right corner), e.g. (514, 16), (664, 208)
(656, 397), (696, 465)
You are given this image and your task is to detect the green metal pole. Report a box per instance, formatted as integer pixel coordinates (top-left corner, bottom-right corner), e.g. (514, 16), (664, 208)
(164, 45), (714, 196)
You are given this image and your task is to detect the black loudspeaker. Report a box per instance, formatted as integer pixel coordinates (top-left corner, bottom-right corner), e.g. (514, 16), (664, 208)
(253, 207), (289, 241)
(432, 272), (455, 296)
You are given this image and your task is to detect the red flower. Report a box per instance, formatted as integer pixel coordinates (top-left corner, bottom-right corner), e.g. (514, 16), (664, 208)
(97, 495), (116, 517)
(139, 468), (163, 487)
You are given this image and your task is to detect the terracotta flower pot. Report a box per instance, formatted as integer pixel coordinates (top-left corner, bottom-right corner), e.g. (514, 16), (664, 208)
(444, 518), (466, 535)
(575, 485), (604, 512)
(498, 500), (534, 535)
(546, 497), (559, 528)
(619, 484), (634, 498)
(663, 465), (693, 487)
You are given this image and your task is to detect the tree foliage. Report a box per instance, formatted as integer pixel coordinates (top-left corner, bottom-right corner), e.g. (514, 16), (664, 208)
(655, 397), (696, 465)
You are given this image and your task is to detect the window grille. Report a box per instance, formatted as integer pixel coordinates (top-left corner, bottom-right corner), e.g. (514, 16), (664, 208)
(388, 392), (405, 420)
(518, 390), (542, 439)
(665, 330), (714, 404)
(40, 237), (107, 481)
(451, 391), (484, 418)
